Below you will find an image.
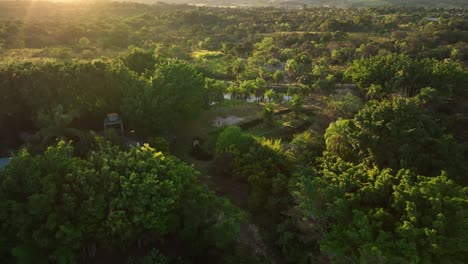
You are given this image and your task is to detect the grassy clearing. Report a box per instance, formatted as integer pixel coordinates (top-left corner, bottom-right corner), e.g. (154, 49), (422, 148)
(246, 94), (330, 141)
(191, 49), (223, 59)
(173, 102), (263, 159)
(246, 111), (311, 140)
(192, 49), (229, 79)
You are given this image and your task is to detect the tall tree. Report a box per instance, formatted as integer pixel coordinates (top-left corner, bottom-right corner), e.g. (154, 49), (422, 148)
(0, 140), (245, 263)
(324, 98), (464, 178)
(122, 59), (206, 134)
(273, 70), (285, 85)
(297, 158), (468, 263)
(285, 59), (299, 82)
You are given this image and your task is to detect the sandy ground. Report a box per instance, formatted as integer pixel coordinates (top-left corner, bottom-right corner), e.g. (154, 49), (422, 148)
(212, 115), (245, 127)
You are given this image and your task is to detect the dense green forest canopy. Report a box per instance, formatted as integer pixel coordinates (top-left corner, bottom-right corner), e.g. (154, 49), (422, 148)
(0, 1), (467, 263)
(162, 0), (468, 8)
(17, 0), (466, 8)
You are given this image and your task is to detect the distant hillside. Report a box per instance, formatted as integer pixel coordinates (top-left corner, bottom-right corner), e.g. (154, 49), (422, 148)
(0, 0), (464, 8)
(155, 0), (468, 8)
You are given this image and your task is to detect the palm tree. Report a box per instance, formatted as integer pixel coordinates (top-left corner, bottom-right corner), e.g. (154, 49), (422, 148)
(324, 119), (354, 159)
(263, 103), (275, 126)
(35, 105), (84, 147)
(285, 59), (299, 82)
(264, 89), (276, 103)
(291, 94), (303, 118)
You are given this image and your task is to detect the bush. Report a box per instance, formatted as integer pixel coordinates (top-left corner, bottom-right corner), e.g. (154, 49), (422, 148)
(297, 158), (468, 263)
(106, 127), (126, 149)
(314, 75), (335, 92)
(327, 93), (363, 118)
(0, 60), (142, 138)
(121, 59), (206, 134)
(147, 137), (170, 153)
(0, 140), (245, 262)
(263, 103), (275, 125)
(289, 131), (324, 165)
(119, 47), (156, 76)
(127, 249), (168, 264)
(324, 98), (465, 178)
(234, 137), (292, 216)
(216, 126), (255, 154)
(290, 94), (303, 117)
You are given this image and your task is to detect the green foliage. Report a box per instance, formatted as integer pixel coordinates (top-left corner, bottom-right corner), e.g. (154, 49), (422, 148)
(224, 137), (291, 215)
(274, 92), (285, 104)
(127, 249), (168, 264)
(120, 47), (157, 76)
(205, 77), (227, 103)
(78, 37), (90, 49)
(238, 137), (291, 215)
(327, 93), (363, 118)
(263, 103), (275, 125)
(324, 118), (355, 161)
(255, 77), (267, 98)
(289, 131), (324, 165)
(239, 80), (258, 99)
(0, 142), (88, 263)
(147, 137), (170, 154)
(231, 58), (246, 80)
(1, 3), (468, 263)
(95, 142), (228, 246)
(122, 59), (206, 134)
(330, 47), (354, 64)
(314, 75), (336, 92)
(290, 94), (303, 117)
(297, 158), (468, 263)
(273, 70), (285, 85)
(324, 98), (464, 178)
(0, 140), (244, 262)
(216, 126), (255, 154)
(268, 58), (280, 67)
(276, 217), (319, 264)
(35, 104), (81, 141)
(105, 127), (127, 149)
(264, 89), (276, 102)
(223, 245), (270, 264)
(285, 59), (299, 82)
(415, 87), (440, 107)
(346, 53), (468, 97)
(366, 84), (383, 100)
(178, 184), (246, 252)
(287, 85), (302, 96)
(250, 37), (276, 67)
(216, 126), (292, 216)
(193, 51), (229, 79)
(0, 60), (142, 136)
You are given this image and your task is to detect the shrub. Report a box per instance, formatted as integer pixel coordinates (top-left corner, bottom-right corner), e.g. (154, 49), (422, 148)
(297, 158), (468, 263)
(216, 126), (254, 154)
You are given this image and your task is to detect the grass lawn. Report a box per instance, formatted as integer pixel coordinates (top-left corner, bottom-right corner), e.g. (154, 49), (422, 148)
(191, 49), (230, 79)
(172, 101), (263, 161)
(191, 50), (223, 59)
(246, 111), (311, 140)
